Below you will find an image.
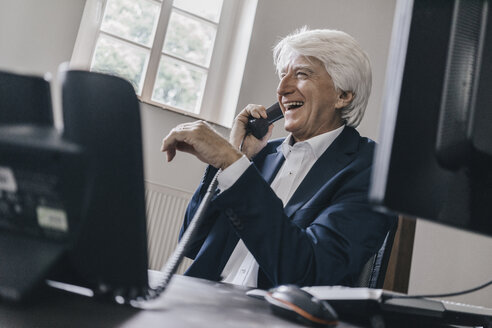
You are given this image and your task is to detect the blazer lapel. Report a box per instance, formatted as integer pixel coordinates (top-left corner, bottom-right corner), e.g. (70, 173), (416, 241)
(260, 150), (285, 184)
(284, 127), (361, 217)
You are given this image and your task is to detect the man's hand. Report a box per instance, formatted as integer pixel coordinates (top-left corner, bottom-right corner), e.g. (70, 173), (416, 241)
(230, 104), (274, 159)
(161, 121), (242, 170)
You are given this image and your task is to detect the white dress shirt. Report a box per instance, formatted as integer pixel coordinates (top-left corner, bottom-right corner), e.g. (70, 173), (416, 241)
(217, 126), (345, 287)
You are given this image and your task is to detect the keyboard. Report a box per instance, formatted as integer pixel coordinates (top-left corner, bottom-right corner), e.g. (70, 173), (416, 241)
(301, 286), (492, 327)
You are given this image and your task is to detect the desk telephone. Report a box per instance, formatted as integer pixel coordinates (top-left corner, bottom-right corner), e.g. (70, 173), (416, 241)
(246, 102), (283, 139)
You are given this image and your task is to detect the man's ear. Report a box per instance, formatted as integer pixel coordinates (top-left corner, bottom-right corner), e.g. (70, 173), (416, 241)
(335, 91), (354, 109)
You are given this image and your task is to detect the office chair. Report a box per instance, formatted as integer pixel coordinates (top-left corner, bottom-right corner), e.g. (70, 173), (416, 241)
(0, 70), (53, 125)
(356, 219), (398, 288)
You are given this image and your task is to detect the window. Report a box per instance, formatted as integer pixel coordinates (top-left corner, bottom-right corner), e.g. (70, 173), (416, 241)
(71, 0), (258, 127)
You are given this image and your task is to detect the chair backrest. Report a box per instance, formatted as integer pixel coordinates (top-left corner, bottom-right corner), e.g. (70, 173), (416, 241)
(0, 70), (53, 125)
(356, 219), (398, 288)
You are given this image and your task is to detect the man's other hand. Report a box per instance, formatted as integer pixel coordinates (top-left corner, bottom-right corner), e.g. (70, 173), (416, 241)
(161, 121), (242, 170)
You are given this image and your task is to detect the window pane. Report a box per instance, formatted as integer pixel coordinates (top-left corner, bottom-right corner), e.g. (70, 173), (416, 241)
(91, 35), (149, 95)
(152, 56), (207, 113)
(101, 0), (160, 47)
(173, 0), (223, 22)
(162, 11), (217, 67)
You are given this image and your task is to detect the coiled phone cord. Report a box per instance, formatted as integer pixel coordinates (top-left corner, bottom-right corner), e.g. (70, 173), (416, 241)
(133, 170), (221, 305)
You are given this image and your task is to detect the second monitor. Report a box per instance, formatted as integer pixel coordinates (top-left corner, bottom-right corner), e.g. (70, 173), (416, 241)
(370, 0), (492, 236)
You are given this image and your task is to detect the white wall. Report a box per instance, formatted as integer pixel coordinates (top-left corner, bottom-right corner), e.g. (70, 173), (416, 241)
(2, 0), (492, 308)
(409, 220), (492, 307)
(0, 0), (86, 127)
(0, 1), (85, 74)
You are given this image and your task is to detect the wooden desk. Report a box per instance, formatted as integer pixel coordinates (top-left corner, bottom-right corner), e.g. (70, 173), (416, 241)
(0, 274), (363, 328)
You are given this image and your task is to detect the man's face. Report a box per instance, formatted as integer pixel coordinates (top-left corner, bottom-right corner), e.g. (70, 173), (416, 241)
(277, 54), (349, 142)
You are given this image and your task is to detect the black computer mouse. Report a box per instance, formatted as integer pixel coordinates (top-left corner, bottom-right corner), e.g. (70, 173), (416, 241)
(265, 284), (338, 327)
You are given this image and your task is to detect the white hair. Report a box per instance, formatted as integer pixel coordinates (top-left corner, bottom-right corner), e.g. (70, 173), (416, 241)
(273, 27), (372, 128)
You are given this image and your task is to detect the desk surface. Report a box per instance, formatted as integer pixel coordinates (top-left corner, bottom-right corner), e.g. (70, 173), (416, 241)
(0, 273), (363, 328)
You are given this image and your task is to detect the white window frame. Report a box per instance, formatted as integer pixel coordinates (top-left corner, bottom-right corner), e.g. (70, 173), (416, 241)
(70, 0), (258, 128)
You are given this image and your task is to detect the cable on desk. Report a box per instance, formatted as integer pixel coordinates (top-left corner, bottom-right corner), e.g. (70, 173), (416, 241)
(383, 278), (492, 301)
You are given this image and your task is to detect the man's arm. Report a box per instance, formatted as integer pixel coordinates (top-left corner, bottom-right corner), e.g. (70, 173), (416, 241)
(165, 105), (274, 258)
(161, 104), (274, 167)
(161, 121), (243, 170)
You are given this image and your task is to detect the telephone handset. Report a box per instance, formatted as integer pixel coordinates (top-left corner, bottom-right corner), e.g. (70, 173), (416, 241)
(246, 102), (283, 139)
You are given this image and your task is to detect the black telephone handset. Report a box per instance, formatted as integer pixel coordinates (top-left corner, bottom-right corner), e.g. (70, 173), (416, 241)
(246, 103), (283, 139)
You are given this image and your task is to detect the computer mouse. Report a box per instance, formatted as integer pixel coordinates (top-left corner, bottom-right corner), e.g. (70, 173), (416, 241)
(265, 284), (338, 327)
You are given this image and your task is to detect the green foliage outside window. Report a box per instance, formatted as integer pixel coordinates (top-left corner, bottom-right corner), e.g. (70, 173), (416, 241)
(91, 0), (222, 113)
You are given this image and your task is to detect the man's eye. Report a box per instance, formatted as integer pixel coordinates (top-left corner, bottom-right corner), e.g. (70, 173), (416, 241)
(296, 72), (308, 77)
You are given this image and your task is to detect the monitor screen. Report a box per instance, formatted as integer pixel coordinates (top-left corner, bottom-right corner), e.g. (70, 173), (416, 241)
(370, 0), (492, 236)
(0, 71), (53, 126)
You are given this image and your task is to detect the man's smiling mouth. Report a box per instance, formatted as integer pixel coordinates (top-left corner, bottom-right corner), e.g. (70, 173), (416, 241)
(284, 101), (304, 110)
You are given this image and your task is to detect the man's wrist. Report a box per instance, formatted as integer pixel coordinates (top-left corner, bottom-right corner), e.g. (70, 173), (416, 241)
(217, 155), (251, 192)
(220, 148), (243, 170)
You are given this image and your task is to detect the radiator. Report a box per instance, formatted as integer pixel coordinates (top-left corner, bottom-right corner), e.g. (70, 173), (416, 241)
(145, 180), (194, 274)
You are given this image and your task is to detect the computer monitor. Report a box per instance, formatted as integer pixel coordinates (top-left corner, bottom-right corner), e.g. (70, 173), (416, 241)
(0, 71), (53, 126)
(370, 0), (492, 237)
(56, 69), (149, 297)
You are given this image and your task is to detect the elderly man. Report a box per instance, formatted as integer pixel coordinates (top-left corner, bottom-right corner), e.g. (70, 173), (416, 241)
(161, 28), (396, 289)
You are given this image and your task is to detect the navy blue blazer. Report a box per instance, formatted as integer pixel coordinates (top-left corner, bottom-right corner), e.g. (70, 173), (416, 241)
(180, 126), (396, 288)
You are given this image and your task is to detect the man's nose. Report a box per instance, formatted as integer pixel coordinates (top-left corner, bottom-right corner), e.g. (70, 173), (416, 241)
(277, 75), (295, 96)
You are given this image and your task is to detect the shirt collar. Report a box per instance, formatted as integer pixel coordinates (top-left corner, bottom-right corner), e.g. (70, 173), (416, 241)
(277, 125), (345, 159)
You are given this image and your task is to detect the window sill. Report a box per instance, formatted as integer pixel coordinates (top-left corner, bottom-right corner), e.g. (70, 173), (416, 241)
(137, 96), (233, 129)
